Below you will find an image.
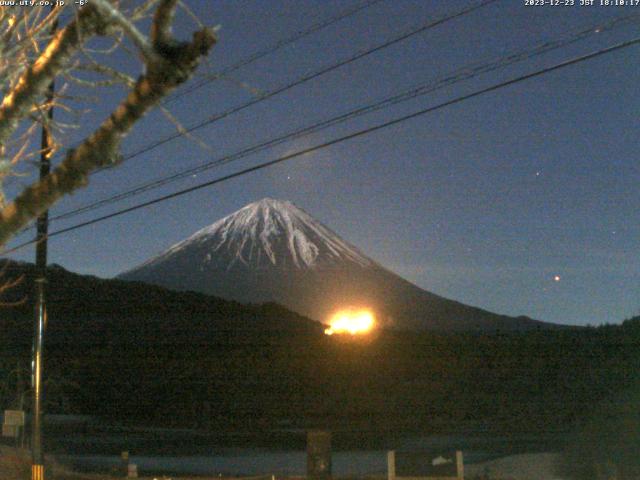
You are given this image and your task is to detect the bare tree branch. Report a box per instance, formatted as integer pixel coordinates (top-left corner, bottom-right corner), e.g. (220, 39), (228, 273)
(0, 5), (216, 247)
(0, 7), (111, 146)
(151, 0), (178, 47)
(0, 260), (25, 306)
(91, 0), (156, 63)
(131, 0), (163, 21)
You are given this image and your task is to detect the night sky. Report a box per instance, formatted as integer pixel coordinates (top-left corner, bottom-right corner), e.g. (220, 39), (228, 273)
(4, 0), (640, 326)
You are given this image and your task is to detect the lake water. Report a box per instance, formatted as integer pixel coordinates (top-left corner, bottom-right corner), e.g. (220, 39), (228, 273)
(58, 450), (388, 476)
(52, 430), (562, 477)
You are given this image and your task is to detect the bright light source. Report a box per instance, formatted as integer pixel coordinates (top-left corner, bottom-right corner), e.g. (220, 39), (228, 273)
(324, 309), (375, 336)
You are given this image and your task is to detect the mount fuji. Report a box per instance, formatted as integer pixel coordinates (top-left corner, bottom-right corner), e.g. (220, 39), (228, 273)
(119, 198), (553, 332)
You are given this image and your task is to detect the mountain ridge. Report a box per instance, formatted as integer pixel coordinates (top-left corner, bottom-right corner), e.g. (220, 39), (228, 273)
(120, 198), (559, 333)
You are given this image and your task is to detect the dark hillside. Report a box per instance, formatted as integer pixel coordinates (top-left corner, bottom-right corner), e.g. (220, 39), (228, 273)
(0, 261), (638, 442)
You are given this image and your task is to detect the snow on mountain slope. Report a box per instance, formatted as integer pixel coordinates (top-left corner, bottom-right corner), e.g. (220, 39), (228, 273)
(133, 198), (373, 273)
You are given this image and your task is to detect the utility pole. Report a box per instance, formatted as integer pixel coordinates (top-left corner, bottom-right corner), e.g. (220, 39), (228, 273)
(32, 11), (57, 480)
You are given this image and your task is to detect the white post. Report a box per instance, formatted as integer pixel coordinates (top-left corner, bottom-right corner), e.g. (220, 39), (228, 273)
(387, 450), (396, 480)
(456, 450), (464, 479)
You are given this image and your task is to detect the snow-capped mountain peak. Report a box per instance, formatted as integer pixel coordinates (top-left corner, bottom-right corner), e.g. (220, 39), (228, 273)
(130, 198), (374, 273)
(119, 198), (553, 333)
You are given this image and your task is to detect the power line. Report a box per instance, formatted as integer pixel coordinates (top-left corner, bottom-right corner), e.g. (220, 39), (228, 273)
(49, 13), (639, 223)
(51, 0), (386, 152)
(19, 0), (496, 232)
(97, 0), (500, 172)
(6, 0), (501, 238)
(4, 34), (638, 256)
(164, 0), (388, 105)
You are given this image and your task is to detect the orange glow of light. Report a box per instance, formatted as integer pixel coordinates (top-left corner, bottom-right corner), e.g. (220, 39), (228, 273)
(324, 309), (375, 336)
